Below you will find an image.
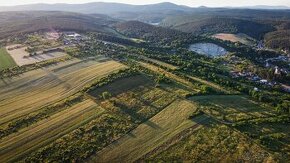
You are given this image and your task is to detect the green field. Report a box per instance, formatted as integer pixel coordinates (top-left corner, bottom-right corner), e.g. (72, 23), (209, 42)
(0, 47), (16, 70)
(145, 124), (275, 162)
(88, 100), (206, 162)
(190, 95), (276, 123)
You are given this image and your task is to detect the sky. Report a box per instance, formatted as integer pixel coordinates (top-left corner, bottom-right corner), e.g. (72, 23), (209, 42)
(0, 0), (289, 7)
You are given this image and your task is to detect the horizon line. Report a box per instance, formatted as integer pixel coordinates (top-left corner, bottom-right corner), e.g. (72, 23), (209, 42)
(0, 1), (289, 8)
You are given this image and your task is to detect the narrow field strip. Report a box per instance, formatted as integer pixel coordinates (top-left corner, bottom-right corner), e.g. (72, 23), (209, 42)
(137, 55), (178, 70)
(88, 99), (204, 163)
(138, 61), (200, 92)
(0, 99), (104, 162)
(187, 75), (231, 94)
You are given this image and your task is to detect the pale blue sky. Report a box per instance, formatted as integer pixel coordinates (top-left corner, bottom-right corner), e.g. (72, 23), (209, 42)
(0, 0), (289, 7)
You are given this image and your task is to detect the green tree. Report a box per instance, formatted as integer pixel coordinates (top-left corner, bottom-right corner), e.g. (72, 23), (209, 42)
(102, 91), (112, 100)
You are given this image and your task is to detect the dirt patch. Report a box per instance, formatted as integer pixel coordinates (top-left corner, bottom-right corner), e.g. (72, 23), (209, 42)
(6, 44), (67, 66)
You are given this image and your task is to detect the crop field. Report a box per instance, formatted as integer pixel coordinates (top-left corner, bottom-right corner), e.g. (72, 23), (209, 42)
(0, 58), (126, 127)
(89, 99), (207, 163)
(212, 33), (256, 46)
(145, 124), (274, 162)
(5, 44), (68, 66)
(0, 99), (104, 162)
(1, 72), (204, 162)
(190, 95), (276, 123)
(0, 47), (16, 70)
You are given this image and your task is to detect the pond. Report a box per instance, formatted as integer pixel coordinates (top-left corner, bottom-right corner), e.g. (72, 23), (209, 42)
(189, 43), (228, 57)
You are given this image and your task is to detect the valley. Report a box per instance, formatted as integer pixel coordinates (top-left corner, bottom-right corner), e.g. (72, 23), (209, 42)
(0, 1), (289, 163)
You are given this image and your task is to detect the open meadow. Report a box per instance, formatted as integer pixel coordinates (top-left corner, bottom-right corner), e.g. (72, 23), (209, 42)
(0, 47), (16, 70)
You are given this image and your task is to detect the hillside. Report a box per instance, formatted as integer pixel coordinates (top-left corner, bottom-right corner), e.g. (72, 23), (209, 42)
(264, 30), (290, 50)
(0, 11), (118, 39)
(161, 16), (274, 39)
(114, 21), (188, 43)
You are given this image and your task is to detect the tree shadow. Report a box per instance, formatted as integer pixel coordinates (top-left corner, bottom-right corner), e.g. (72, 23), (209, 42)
(144, 120), (163, 130)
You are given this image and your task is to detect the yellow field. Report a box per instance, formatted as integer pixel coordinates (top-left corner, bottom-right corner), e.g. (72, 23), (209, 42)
(0, 99), (105, 162)
(89, 99), (207, 162)
(0, 58), (126, 127)
(212, 33), (256, 46)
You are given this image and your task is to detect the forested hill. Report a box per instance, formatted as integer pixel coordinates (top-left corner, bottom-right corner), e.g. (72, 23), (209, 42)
(114, 21), (189, 43)
(0, 11), (118, 39)
(166, 17), (274, 39)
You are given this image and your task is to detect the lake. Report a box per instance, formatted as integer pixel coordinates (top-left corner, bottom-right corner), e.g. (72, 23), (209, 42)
(189, 43), (228, 57)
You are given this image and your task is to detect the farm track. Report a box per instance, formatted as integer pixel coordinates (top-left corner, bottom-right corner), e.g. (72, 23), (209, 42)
(0, 59), (126, 126)
(0, 99), (104, 163)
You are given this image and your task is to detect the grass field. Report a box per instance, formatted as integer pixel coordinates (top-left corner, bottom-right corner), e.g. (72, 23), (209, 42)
(88, 99), (206, 162)
(145, 124), (274, 162)
(190, 95), (275, 123)
(88, 75), (153, 98)
(0, 47), (16, 70)
(0, 99), (105, 162)
(0, 58), (126, 127)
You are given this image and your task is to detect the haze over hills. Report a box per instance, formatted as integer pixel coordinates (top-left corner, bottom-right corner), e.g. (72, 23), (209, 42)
(0, 2), (289, 15)
(0, 2), (192, 14)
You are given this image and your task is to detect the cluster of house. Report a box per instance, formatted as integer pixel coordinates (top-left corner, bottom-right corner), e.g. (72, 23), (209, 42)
(62, 32), (85, 45)
(230, 71), (278, 87)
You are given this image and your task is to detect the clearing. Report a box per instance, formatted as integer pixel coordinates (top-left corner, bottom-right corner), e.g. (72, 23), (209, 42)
(5, 44), (67, 66)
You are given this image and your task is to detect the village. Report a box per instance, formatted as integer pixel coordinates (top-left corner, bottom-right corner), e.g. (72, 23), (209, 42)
(229, 52), (290, 93)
